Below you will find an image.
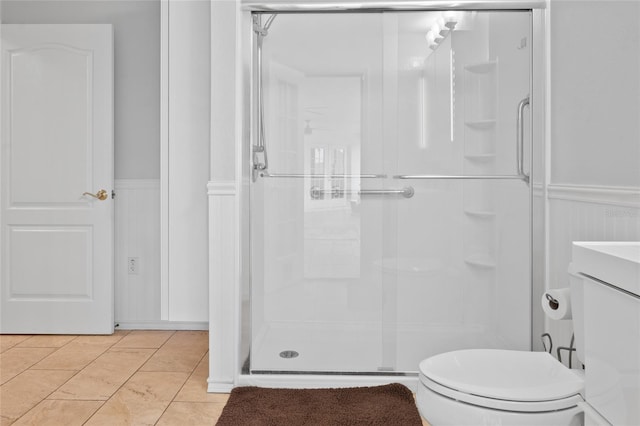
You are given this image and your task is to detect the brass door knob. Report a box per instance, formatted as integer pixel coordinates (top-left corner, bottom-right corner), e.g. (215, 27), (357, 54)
(83, 189), (109, 201)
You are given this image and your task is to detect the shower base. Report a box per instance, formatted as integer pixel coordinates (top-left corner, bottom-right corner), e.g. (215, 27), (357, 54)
(249, 322), (510, 375)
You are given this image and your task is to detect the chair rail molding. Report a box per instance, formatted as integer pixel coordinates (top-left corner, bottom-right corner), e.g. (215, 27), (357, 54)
(547, 183), (640, 208)
(207, 181), (238, 196)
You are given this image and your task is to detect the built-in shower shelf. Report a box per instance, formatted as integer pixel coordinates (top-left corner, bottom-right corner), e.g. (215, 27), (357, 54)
(464, 210), (496, 219)
(464, 60), (497, 74)
(464, 153), (496, 162)
(464, 255), (496, 269)
(464, 119), (496, 130)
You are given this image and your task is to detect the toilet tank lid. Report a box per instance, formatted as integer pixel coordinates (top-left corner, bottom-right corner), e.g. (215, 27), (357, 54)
(419, 349), (584, 402)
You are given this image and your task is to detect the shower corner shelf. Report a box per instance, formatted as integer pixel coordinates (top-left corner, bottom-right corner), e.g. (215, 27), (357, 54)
(464, 60), (497, 74)
(464, 254), (496, 269)
(464, 153), (496, 162)
(464, 119), (496, 130)
(464, 209), (496, 219)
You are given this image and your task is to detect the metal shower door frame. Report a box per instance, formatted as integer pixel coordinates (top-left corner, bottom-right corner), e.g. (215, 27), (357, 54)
(237, 3), (546, 387)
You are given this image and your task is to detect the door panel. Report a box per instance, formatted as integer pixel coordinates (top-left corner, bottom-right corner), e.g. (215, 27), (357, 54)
(9, 44), (91, 206)
(8, 226), (93, 298)
(1, 24), (114, 334)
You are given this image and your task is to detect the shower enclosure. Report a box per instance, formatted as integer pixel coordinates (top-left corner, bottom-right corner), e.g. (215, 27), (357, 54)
(242, 7), (541, 380)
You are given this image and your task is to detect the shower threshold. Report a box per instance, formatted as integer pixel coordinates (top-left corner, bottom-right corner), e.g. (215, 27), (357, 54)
(237, 372), (419, 392)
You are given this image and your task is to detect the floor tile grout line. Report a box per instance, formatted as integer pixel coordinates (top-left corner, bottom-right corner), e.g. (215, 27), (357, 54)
(11, 367), (87, 425)
(81, 341), (167, 426)
(152, 374), (192, 425)
(16, 399), (108, 426)
(126, 332), (207, 423)
(1, 366), (81, 388)
(82, 334), (194, 426)
(72, 330), (137, 424)
(14, 334), (78, 349)
(0, 335), (31, 353)
(0, 346), (68, 386)
(41, 335), (145, 403)
(168, 350), (210, 404)
(82, 333), (177, 423)
(154, 401), (226, 426)
(28, 331), (127, 371)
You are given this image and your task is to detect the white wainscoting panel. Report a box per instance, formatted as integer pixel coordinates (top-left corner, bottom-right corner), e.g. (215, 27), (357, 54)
(546, 184), (640, 366)
(114, 179), (208, 330)
(114, 179), (161, 323)
(208, 181), (238, 392)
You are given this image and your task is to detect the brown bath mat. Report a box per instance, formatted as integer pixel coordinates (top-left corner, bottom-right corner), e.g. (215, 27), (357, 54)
(216, 383), (423, 426)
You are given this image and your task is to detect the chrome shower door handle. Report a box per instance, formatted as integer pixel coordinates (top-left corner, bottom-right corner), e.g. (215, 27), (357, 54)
(517, 95), (530, 183)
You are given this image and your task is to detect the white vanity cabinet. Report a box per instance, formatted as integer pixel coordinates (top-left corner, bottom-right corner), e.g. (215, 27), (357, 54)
(572, 242), (640, 426)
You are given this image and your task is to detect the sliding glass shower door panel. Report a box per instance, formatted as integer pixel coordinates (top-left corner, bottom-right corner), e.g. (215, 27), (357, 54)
(251, 13), (387, 373)
(250, 10), (532, 374)
(388, 11), (532, 372)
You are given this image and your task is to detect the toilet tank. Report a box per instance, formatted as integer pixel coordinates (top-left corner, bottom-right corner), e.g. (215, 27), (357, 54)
(571, 242), (640, 426)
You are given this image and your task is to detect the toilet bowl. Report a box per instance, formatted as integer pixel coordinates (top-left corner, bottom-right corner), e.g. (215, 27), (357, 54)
(416, 349), (584, 425)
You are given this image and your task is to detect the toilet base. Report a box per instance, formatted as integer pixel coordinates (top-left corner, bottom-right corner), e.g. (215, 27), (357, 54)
(417, 382), (584, 426)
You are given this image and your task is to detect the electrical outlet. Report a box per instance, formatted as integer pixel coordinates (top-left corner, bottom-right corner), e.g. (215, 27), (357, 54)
(128, 257), (139, 275)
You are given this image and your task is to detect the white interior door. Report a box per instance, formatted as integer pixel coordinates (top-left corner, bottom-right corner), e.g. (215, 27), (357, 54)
(1, 24), (114, 334)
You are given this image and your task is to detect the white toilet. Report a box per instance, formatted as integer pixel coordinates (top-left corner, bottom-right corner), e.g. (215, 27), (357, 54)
(417, 241), (640, 425)
(416, 275), (587, 425)
(417, 349), (584, 425)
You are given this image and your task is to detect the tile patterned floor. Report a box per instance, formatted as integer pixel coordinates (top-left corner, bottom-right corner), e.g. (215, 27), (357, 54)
(0, 331), (225, 425)
(1, 331), (429, 425)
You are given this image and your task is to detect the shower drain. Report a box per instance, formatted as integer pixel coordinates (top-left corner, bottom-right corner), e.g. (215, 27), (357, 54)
(279, 350), (299, 359)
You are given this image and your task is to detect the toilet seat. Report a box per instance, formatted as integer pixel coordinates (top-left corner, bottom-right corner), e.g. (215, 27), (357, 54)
(419, 349), (584, 413)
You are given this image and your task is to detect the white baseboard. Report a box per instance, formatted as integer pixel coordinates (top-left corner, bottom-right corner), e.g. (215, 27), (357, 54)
(115, 321), (208, 331)
(207, 379), (234, 393)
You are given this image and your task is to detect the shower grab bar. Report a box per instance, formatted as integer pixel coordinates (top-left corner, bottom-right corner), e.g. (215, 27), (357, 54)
(261, 172), (387, 179)
(310, 186), (414, 199)
(394, 174), (528, 181)
(517, 95), (530, 183)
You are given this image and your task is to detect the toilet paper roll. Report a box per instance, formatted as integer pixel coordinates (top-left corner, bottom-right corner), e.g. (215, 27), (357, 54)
(541, 288), (572, 320)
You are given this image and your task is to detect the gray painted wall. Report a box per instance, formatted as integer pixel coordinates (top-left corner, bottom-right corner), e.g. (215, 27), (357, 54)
(2, 0), (161, 180)
(551, 0), (640, 188)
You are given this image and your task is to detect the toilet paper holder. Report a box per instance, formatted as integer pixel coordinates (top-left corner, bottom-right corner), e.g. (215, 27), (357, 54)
(545, 293), (559, 310)
(541, 332), (579, 368)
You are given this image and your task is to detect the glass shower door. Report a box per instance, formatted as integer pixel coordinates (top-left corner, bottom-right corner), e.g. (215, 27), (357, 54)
(249, 10), (533, 374)
(250, 13), (389, 373)
(387, 11), (532, 372)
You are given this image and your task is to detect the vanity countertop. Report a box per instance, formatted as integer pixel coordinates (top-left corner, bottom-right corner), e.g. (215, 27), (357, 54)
(572, 242), (640, 297)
